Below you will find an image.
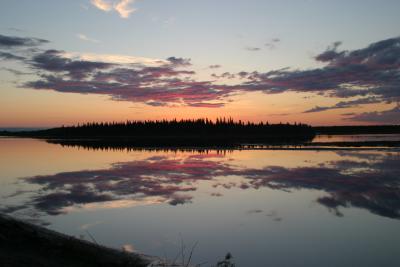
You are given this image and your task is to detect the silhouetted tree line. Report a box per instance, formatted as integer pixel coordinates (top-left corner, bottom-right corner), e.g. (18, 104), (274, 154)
(4, 120), (399, 148)
(32, 118), (315, 138)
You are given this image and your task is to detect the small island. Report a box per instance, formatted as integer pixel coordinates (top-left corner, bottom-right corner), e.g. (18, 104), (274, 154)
(2, 120), (400, 149)
(0, 118), (316, 148)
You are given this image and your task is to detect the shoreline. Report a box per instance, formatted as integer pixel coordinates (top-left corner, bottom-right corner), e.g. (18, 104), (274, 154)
(0, 214), (152, 267)
(1, 135), (400, 150)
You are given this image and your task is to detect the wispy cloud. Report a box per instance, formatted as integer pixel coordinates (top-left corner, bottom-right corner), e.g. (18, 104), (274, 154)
(0, 51), (25, 61)
(0, 34), (48, 48)
(90, 0), (136, 18)
(91, 0), (113, 11)
(245, 46), (261, 52)
(209, 64), (221, 69)
(63, 51), (166, 66)
(114, 0), (136, 18)
(77, 33), (100, 43)
(265, 38), (280, 49)
(303, 97), (379, 113)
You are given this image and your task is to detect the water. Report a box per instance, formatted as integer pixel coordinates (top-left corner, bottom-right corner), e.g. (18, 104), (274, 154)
(0, 137), (399, 266)
(313, 134), (400, 143)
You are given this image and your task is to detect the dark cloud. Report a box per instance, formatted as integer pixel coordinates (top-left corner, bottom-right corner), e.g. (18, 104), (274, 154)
(345, 106), (400, 124)
(0, 34), (48, 48)
(211, 72), (236, 79)
(31, 50), (113, 79)
(2, 33), (400, 108)
(209, 64), (221, 69)
(25, 74), (228, 106)
(167, 56), (191, 67)
(237, 71), (249, 79)
(237, 37), (400, 103)
(18, 46), (225, 107)
(0, 51), (25, 61)
(315, 41), (343, 62)
(303, 97), (380, 113)
(169, 195), (193, 206)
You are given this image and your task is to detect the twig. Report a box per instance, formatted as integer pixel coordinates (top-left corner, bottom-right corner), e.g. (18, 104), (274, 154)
(85, 230), (99, 245)
(171, 249), (182, 266)
(180, 234), (186, 267)
(185, 241), (198, 267)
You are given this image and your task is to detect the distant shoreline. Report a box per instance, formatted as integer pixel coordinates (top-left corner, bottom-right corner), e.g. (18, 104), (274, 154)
(1, 136), (399, 151)
(314, 125), (400, 135)
(1, 123), (400, 149)
(0, 120), (316, 147)
(2, 124), (400, 136)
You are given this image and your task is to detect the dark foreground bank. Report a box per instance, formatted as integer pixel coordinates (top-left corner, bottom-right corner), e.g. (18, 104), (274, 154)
(0, 214), (150, 267)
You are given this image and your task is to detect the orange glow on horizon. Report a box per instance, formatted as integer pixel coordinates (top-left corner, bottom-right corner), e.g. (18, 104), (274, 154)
(0, 87), (394, 127)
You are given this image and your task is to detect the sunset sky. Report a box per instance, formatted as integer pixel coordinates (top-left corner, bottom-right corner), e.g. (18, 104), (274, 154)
(1, 0), (399, 127)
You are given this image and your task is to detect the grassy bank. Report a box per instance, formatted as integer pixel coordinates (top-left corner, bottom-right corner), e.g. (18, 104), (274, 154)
(0, 214), (150, 267)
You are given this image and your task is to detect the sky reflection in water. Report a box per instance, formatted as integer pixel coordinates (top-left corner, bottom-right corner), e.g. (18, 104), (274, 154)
(0, 138), (399, 266)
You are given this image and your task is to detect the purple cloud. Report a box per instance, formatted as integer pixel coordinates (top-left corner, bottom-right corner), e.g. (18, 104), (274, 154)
(315, 41), (343, 62)
(237, 37), (400, 103)
(345, 106), (400, 124)
(31, 50), (113, 79)
(303, 97), (380, 113)
(0, 34), (48, 48)
(1, 33), (400, 109)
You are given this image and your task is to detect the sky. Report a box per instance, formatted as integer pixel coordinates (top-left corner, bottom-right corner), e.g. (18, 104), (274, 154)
(0, 0), (399, 127)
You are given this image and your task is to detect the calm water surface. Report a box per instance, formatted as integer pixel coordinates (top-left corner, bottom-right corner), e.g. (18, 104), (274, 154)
(0, 138), (399, 266)
(313, 134), (400, 143)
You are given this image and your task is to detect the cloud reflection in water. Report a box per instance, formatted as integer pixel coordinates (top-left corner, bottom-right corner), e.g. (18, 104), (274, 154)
(2, 151), (399, 219)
